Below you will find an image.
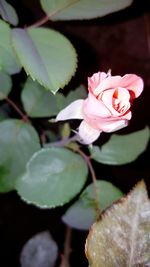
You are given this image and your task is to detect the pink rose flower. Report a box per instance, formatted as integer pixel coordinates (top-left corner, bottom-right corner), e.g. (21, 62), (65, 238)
(56, 71), (144, 144)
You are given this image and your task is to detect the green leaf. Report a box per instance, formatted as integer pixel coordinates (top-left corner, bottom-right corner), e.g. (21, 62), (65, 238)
(85, 181), (150, 267)
(0, 72), (12, 100)
(0, 0), (18, 26)
(16, 147), (88, 208)
(21, 78), (58, 117)
(20, 231), (58, 267)
(21, 78), (87, 118)
(12, 27), (77, 93)
(90, 127), (150, 165)
(40, 0), (133, 21)
(0, 19), (21, 74)
(0, 119), (41, 192)
(62, 180), (123, 230)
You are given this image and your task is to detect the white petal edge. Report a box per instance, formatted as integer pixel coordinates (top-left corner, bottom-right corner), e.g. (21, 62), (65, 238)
(56, 100), (84, 121)
(78, 120), (101, 145)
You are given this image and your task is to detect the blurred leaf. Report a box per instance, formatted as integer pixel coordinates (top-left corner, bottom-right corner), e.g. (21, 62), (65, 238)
(0, 72), (12, 99)
(85, 180), (150, 267)
(20, 231), (58, 267)
(16, 147), (88, 208)
(0, 119), (41, 192)
(62, 180), (123, 230)
(21, 78), (58, 117)
(40, 0), (133, 20)
(0, 19), (21, 74)
(90, 127), (150, 165)
(21, 78), (86, 118)
(12, 27), (77, 93)
(60, 123), (71, 138)
(0, 0), (18, 26)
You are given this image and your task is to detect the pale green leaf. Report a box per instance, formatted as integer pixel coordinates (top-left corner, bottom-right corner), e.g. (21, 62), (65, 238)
(0, 119), (41, 192)
(16, 147), (88, 208)
(0, 19), (21, 74)
(85, 181), (150, 267)
(40, 0), (133, 21)
(62, 180), (123, 230)
(12, 27), (77, 93)
(0, 72), (12, 100)
(90, 127), (150, 165)
(0, 0), (18, 26)
(20, 231), (58, 267)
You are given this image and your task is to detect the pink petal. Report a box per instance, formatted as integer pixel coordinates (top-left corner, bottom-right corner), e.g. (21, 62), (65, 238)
(78, 120), (101, 145)
(93, 75), (122, 96)
(88, 72), (107, 94)
(119, 74), (144, 98)
(98, 119), (128, 132)
(83, 93), (111, 118)
(100, 88), (119, 116)
(56, 100), (84, 121)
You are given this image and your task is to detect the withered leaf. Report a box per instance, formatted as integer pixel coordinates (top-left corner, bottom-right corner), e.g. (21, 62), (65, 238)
(85, 181), (150, 267)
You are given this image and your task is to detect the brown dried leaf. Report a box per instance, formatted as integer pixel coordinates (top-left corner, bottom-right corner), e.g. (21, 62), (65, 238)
(85, 181), (150, 267)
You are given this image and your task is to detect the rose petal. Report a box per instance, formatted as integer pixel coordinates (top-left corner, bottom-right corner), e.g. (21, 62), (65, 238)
(56, 100), (84, 121)
(119, 74), (144, 98)
(98, 118), (128, 132)
(88, 71), (107, 94)
(78, 120), (101, 145)
(83, 93), (111, 118)
(92, 75), (122, 96)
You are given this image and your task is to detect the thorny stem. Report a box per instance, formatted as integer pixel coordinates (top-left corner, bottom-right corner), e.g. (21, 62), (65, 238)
(28, 0), (79, 28)
(75, 148), (101, 219)
(61, 226), (72, 267)
(5, 97), (30, 123)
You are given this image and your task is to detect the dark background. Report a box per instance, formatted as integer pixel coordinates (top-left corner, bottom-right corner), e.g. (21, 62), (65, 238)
(0, 1), (150, 266)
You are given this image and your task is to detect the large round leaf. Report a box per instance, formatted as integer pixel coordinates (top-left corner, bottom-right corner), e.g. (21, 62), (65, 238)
(90, 127), (150, 165)
(0, 19), (20, 74)
(16, 147), (88, 208)
(62, 180), (123, 230)
(0, 72), (12, 100)
(40, 0), (133, 20)
(0, 119), (41, 192)
(12, 27), (77, 94)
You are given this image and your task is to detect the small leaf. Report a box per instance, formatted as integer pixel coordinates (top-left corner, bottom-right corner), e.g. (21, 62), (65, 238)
(16, 147), (88, 208)
(12, 27), (77, 93)
(40, 0), (133, 21)
(20, 231), (58, 267)
(0, 72), (12, 99)
(62, 181), (123, 230)
(0, 119), (41, 192)
(21, 78), (58, 117)
(85, 180), (150, 267)
(0, 19), (21, 74)
(21, 78), (86, 118)
(90, 127), (150, 165)
(0, 0), (18, 26)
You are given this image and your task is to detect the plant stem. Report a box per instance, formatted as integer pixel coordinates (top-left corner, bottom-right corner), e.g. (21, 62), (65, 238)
(28, 0), (79, 28)
(5, 97), (30, 123)
(76, 148), (101, 218)
(61, 226), (72, 267)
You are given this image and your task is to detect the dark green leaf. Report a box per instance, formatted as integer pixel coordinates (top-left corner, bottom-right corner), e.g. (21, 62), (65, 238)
(12, 27), (77, 93)
(0, 119), (41, 192)
(0, 19), (21, 74)
(90, 127), (150, 165)
(0, 72), (12, 99)
(16, 147), (88, 208)
(62, 180), (123, 230)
